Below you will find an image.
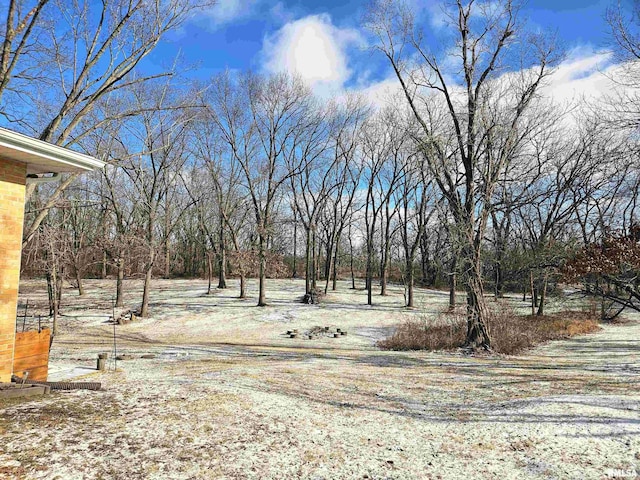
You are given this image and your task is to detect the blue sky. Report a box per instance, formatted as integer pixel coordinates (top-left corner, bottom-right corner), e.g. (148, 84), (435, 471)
(145, 0), (633, 100)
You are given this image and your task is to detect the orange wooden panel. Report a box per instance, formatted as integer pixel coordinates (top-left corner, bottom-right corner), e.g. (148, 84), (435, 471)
(14, 340), (49, 358)
(12, 329), (50, 382)
(15, 329), (50, 344)
(15, 365), (48, 382)
(13, 353), (49, 372)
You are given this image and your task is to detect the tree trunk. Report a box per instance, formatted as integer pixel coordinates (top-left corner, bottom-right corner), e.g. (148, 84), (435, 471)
(332, 237), (339, 291)
(305, 228), (312, 295)
(381, 205), (392, 296)
(406, 258), (415, 308)
(323, 238), (331, 281)
(76, 269), (84, 296)
(218, 230), (227, 289)
(239, 273), (246, 299)
(464, 276), (491, 350)
(312, 230), (318, 290)
(140, 249), (155, 317)
(102, 250), (107, 279)
(536, 270), (548, 316)
(349, 224), (356, 289)
(257, 234), (267, 307)
(48, 268), (60, 336)
(378, 217), (385, 287)
(292, 213), (298, 278)
(101, 214), (108, 279)
(207, 251), (213, 295)
(420, 235), (429, 286)
(164, 200), (171, 278)
(530, 270), (536, 316)
(324, 242), (332, 295)
(52, 295), (58, 338)
(116, 257), (124, 308)
(494, 258), (503, 299)
(460, 243), (492, 350)
(448, 256), (457, 310)
(380, 244), (389, 296)
(56, 270), (63, 306)
(366, 238), (373, 306)
(164, 241), (170, 278)
(47, 272), (55, 317)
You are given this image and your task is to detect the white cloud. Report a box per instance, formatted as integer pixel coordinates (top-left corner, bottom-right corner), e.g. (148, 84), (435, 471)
(542, 48), (616, 104)
(260, 14), (626, 114)
(352, 47), (626, 111)
(204, 0), (259, 26)
(423, 1), (449, 29)
(260, 14), (364, 96)
(349, 76), (403, 109)
(268, 2), (294, 24)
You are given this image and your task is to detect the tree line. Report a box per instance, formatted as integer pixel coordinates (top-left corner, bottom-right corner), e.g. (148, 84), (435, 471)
(5, 0), (640, 351)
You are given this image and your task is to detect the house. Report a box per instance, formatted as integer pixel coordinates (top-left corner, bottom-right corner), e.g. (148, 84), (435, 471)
(0, 127), (104, 382)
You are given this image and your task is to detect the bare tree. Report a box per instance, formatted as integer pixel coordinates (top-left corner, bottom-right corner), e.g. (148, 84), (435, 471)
(0, 0), (50, 108)
(101, 162), (142, 307)
(288, 105), (339, 302)
(321, 102), (367, 294)
(361, 109), (404, 305)
(116, 82), (197, 317)
(210, 71), (320, 306)
(396, 132), (433, 307)
(515, 116), (615, 314)
(16, 0), (212, 248)
(368, 0), (557, 349)
(607, 0), (640, 62)
(189, 119), (253, 298)
(63, 175), (103, 296)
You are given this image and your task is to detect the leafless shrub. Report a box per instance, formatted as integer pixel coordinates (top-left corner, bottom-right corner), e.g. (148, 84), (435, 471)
(228, 251), (291, 279)
(379, 303), (600, 354)
(377, 311), (465, 351)
(489, 305), (600, 355)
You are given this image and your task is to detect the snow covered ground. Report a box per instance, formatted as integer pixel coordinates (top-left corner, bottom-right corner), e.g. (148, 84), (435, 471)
(1, 278), (639, 479)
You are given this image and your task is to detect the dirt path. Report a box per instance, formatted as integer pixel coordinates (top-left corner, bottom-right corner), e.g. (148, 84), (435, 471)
(1, 279), (639, 479)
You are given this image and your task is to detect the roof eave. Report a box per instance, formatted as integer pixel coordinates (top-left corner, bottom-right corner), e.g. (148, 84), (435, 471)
(0, 127), (105, 173)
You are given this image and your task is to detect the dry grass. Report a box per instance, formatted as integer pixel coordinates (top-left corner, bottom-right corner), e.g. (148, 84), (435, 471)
(378, 305), (601, 354)
(376, 315), (465, 351)
(491, 307), (601, 354)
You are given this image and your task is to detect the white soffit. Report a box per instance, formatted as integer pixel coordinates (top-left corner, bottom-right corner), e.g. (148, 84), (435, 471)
(0, 127), (104, 175)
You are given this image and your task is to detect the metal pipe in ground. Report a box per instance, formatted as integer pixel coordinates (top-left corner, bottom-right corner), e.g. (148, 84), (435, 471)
(97, 353), (108, 371)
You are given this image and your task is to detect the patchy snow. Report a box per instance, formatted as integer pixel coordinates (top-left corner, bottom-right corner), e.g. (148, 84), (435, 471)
(1, 278), (639, 479)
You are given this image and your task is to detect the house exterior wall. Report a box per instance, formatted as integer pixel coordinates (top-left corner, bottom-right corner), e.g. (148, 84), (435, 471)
(0, 158), (26, 382)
